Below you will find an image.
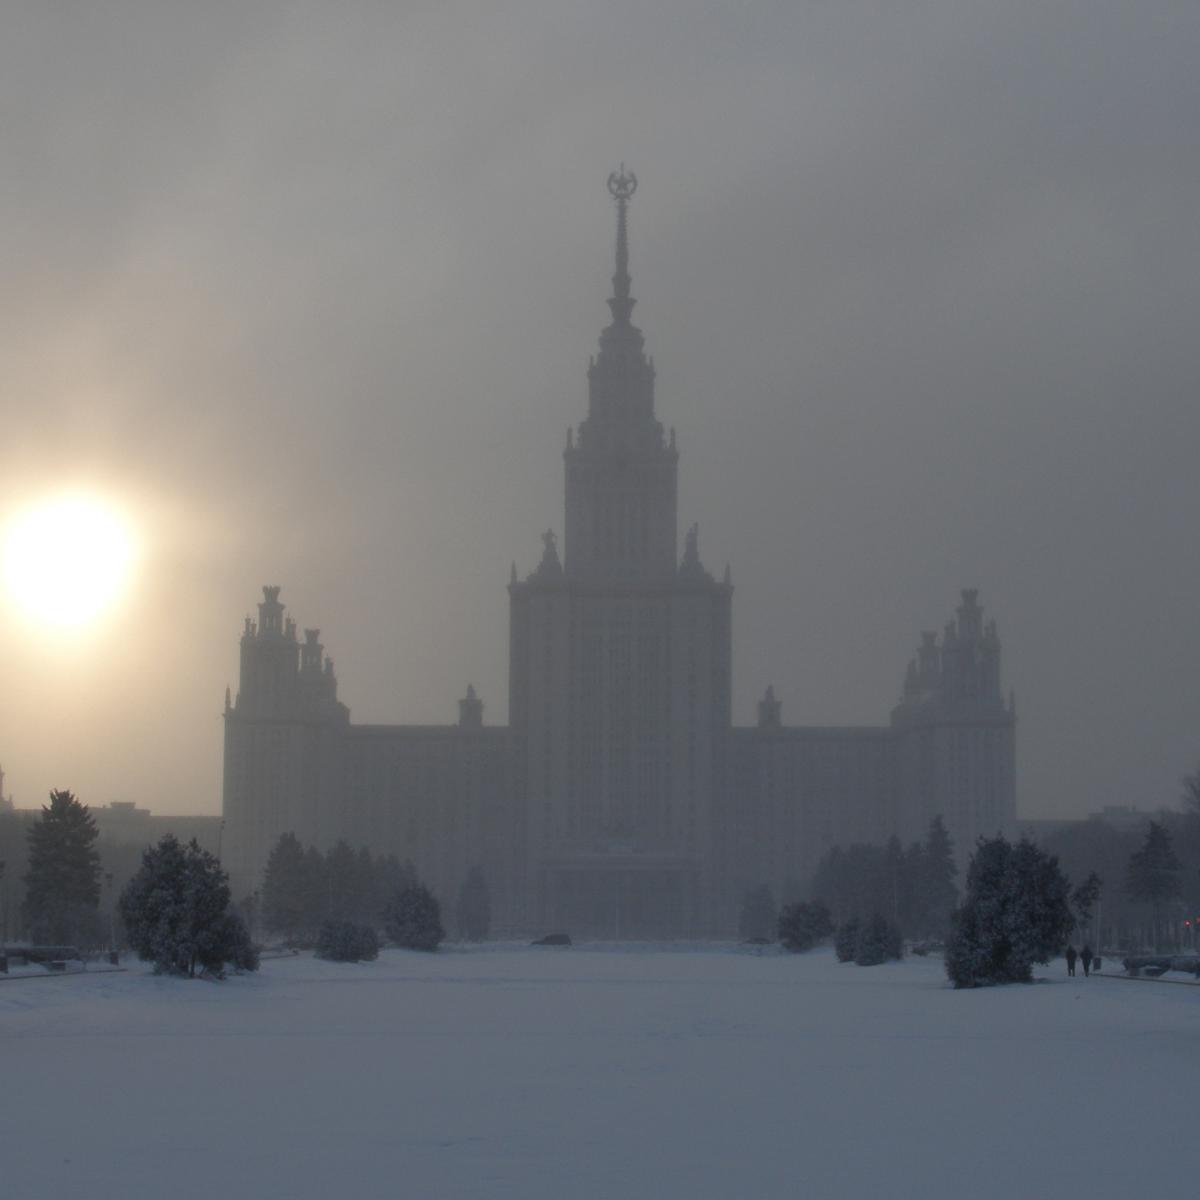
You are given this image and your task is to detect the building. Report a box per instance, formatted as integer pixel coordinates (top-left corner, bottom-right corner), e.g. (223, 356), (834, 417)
(223, 171), (1016, 936)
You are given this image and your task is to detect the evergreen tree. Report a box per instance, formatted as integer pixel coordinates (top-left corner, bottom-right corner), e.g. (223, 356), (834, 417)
(945, 836), (1073, 987)
(302, 845), (329, 935)
(1182, 765), (1200, 818)
(1041, 818), (1141, 944)
(456, 866), (491, 941)
(811, 841), (912, 927)
(812, 844), (893, 924)
(234, 892), (260, 942)
(221, 909), (260, 973)
(1125, 821), (1181, 948)
(899, 841), (924, 934)
(383, 883), (444, 951)
(917, 815), (958, 940)
(738, 884), (777, 941)
(353, 847), (377, 925)
(1071, 871), (1102, 929)
(262, 833), (309, 944)
(834, 916), (860, 962)
(777, 900), (833, 952)
(374, 853), (416, 916)
(22, 790), (101, 946)
(119, 835), (259, 977)
(324, 840), (359, 923)
(854, 912), (901, 966)
(883, 836), (905, 926)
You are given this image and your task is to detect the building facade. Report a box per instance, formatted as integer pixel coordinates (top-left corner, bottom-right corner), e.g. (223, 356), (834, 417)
(223, 172), (1016, 935)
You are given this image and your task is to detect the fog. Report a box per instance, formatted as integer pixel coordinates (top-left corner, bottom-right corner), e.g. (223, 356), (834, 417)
(1, 1), (1197, 820)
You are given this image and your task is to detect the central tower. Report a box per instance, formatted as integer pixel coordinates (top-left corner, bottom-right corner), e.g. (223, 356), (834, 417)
(509, 171), (733, 936)
(564, 168), (679, 583)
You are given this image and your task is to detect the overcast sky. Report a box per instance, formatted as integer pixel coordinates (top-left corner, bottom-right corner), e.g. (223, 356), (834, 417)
(1, 1), (1198, 822)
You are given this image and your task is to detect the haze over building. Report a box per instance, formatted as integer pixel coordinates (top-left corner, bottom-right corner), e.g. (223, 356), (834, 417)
(223, 173), (1016, 935)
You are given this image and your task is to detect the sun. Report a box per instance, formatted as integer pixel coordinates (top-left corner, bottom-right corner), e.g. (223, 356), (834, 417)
(2, 495), (138, 629)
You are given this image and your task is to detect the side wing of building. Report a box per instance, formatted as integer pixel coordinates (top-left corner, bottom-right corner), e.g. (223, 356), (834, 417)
(728, 722), (892, 905)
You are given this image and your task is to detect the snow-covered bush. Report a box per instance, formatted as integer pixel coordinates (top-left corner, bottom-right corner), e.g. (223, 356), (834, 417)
(315, 921), (379, 962)
(777, 900), (833, 952)
(384, 883), (444, 952)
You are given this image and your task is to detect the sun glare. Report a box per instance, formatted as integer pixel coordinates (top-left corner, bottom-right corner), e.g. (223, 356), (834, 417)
(2, 495), (137, 629)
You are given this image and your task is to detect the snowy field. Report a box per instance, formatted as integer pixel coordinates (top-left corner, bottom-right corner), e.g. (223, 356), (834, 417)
(3, 945), (1196, 1200)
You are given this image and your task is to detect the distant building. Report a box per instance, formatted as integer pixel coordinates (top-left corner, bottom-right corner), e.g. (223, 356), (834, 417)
(0, 786), (220, 854)
(90, 801), (222, 854)
(1018, 805), (1173, 844)
(1084, 805), (1164, 835)
(223, 172), (1016, 935)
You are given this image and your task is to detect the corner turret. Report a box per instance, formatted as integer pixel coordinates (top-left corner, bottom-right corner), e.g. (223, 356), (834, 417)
(231, 587), (347, 721)
(458, 684), (484, 729)
(896, 590), (1004, 714)
(891, 588), (1016, 855)
(757, 685), (782, 730)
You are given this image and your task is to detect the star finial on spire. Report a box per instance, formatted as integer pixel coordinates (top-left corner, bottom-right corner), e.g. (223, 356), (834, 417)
(606, 165), (638, 325)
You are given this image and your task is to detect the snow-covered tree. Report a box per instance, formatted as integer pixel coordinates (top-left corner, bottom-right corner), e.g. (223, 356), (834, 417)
(324, 840), (361, 922)
(262, 832), (311, 943)
(915, 815), (958, 939)
(456, 866), (491, 941)
(1071, 870), (1102, 928)
(22, 789), (101, 946)
(777, 900), (833, 952)
(945, 836), (1073, 987)
(383, 883), (444, 952)
(834, 916), (860, 962)
(855, 912), (902, 965)
(1182, 764), (1200, 817)
(119, 835), (259, 977)
(1125, 821), (1181, 948)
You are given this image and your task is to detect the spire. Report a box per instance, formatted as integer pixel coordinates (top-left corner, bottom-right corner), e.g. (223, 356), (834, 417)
(606, 165), (637, 327)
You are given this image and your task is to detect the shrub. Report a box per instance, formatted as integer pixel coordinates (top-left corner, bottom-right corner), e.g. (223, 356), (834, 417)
(778, 900), (834, 952)
(383, 883), (444, 952)
(315, 921), (379, 963)
(855, 912), (902, 965)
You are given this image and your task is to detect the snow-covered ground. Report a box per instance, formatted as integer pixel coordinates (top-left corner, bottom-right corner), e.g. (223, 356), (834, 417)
(2, 944), (1195, 1199)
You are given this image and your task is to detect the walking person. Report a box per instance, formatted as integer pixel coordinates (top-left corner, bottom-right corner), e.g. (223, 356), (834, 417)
(1065, 944), (1077, 977)
(1081, 944), (1092, 977)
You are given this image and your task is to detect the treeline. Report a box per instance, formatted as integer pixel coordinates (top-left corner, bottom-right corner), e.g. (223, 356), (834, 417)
(261, 834), (490, 948)
(261, 833), (417, 945)
(738, 816), (956, 965)
(0, 799), (206, 946)
(1040, 790), (1200, 952)
(811, 815), (959, 943)
(2, 789), (256, 978)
